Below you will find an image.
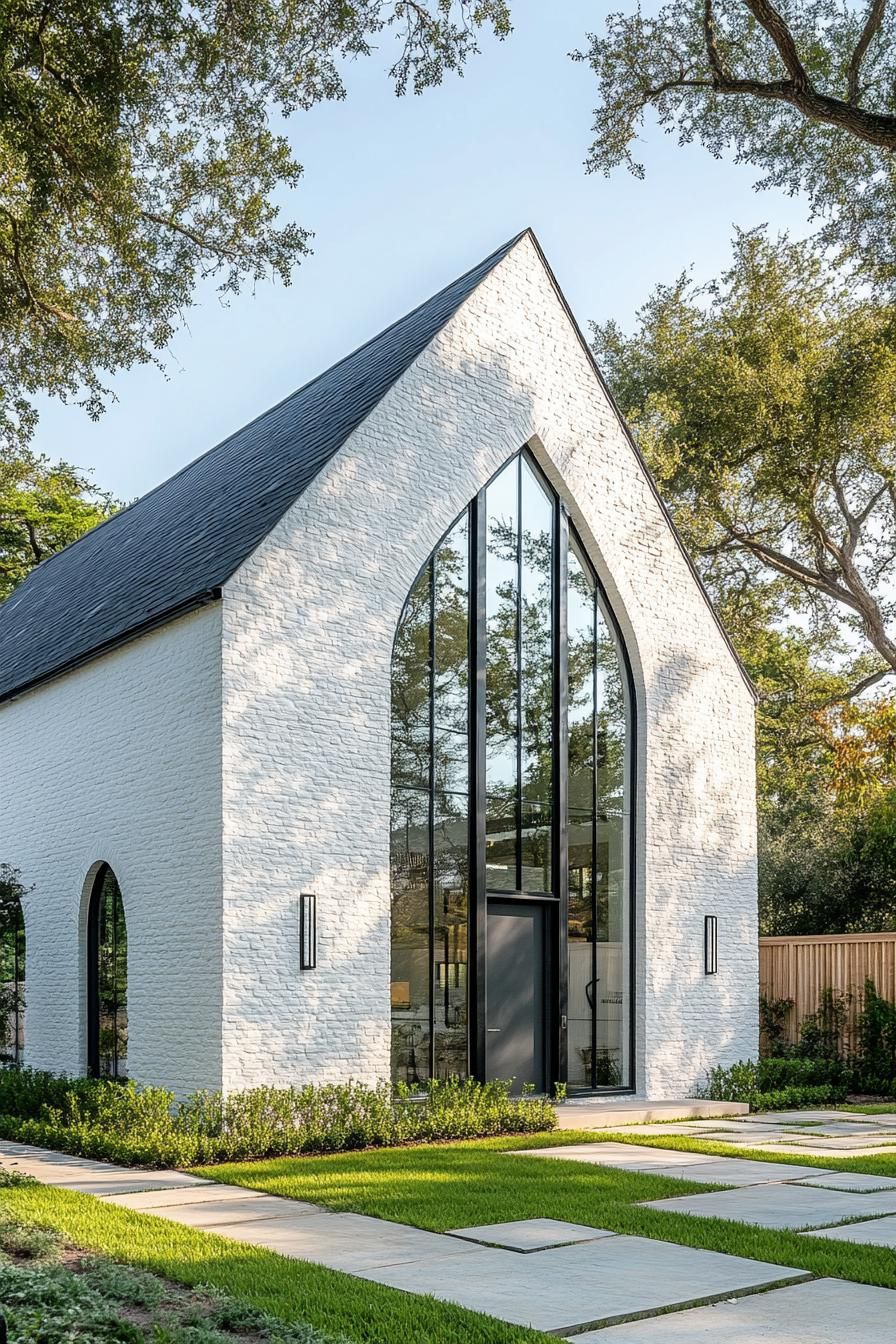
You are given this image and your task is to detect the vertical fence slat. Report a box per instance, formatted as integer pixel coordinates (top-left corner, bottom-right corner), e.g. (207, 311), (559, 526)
(759, 933), (896, 1056)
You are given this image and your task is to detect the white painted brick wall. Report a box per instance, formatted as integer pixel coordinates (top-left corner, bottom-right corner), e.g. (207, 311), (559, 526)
(0, 604), (223, 1095)
(220, 234), (758, 1098)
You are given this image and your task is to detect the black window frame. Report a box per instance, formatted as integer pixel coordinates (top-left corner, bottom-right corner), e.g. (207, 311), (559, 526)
(390, 445), (637, 1092)
(86, 863), (128, 1080)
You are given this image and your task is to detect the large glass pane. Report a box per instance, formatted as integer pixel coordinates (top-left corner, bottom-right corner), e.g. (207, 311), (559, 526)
(433, 792), (469, 1076)
(391, 566), (432, 791)
(433, 515), (469, 795)
(0, 896), (24, 1065)
(566, 540), (596, 1087)
(96, 868), (127, 1079)
(520, 459), (553, 891)
(485, 457), (519, 889)
(390, 452), (633, 1094)
(432, 515), (470, 1074)
(595, 597), (630, 1089)
(390, 787), (432, 1085)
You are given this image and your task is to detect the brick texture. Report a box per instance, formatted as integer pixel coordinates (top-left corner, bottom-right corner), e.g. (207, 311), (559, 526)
(0, 235), (757, 1099)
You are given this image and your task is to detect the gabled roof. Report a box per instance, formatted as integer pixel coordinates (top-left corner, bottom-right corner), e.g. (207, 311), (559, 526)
(0, 232), (526, 704)
(0, 228), (754, 705)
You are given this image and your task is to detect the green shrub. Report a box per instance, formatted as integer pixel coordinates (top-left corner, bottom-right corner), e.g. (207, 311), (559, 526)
(758, 995), (794, 1055)
(0, 1069), (554, 1167)
(795, 988), (849, 1061)
(854, 979), (896, 1091)
(700, 1059), (846, 1109)
(757, 1055), (847, 1091)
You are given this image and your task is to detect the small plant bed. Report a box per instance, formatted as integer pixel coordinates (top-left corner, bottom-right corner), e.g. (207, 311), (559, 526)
(0, 1177), (554, 1344)
(0, 1069), (553, 1167)
(0, 1183), (340, 1344)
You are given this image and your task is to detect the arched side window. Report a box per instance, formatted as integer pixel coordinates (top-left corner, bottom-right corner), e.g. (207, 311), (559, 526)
(0, 867), (26, 1065)
(390, 449), (633, 1093)
(87, 864), (128, 1079)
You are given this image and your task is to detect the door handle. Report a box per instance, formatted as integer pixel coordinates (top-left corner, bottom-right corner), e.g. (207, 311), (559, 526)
(486, 1028), (501, 1033)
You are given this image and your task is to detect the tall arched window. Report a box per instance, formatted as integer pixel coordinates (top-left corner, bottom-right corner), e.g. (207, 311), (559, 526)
(0, 872), (25, 1065)
(390, 450), (633, 1093)
(87, 864), (128, 1079)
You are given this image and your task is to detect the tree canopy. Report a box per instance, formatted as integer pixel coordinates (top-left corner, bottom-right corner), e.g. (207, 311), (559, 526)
(0, 449), (118, 600)
(579, 0), (896, 287)
(593, 226), (896, 934)
(594, 227), (896, 695)
(0, 0), (510, 449)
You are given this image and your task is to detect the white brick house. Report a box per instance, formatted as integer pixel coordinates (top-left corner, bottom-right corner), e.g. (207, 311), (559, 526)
(0, 231), (758, 1099)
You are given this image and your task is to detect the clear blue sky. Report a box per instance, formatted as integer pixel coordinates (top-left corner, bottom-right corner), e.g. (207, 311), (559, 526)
(35, 0), (812, 501)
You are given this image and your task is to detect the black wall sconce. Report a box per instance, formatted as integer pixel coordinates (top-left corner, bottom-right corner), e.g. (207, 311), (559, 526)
(300, 893), (317, 970)
(704, 915), (718, 975)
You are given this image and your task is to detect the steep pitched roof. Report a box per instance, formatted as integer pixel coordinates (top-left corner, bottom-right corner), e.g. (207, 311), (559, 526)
(0, 232), (526, 704)
(0, 228), (754, 704)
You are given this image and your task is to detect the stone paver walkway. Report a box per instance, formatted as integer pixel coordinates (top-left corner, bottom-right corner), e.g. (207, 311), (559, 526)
(5, 1109), (896, 1337)
(576, 1278), (896, 1343)
(0, 1138), (809, 1335)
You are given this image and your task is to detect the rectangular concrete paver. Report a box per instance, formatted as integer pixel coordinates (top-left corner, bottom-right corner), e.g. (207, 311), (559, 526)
(798, 1171), (896, 1192)
(635, 1158), (833, 1186)
(128, 1194), (324, 1227)
(446, 1218), (614, 1250)
(357, 1234), (809, 1334)
(161, 1207), (483, 1273)
(513, 1142), (720, 1168)
(641, 1182), (896, 1229)
(572, 1278), (896, 1343)
(515, 1143), (834, 1185)
(801, 1214), (896, 1245)
(0, 1141), (205, 1197)
(104, 1183), (270, 1209)
(785, 1133), (896, 1150)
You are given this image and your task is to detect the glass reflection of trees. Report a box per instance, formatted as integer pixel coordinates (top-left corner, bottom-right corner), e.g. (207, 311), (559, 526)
(88, 865), (128, 1079)
(391, 516), (470, 1085)
(567, 537), (629, 1089)
(0, 880), (25, 1064)
(390, 450), (631, 1089)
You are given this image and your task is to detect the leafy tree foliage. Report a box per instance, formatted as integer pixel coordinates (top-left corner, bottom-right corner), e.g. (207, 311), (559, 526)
(579, 0), (896, 287)
(0, 449), (118, 600)
(0, 1), (511, 448)
(593, 226), (896, 934)
(593, 227), (896, 694)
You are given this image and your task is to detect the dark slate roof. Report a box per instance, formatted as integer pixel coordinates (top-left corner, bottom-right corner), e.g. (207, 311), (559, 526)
(0, 231), (527, 703)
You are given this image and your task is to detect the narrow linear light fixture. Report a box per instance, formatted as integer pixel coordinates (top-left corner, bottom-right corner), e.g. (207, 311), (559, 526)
(300, 893), (317, 970)
(704, 915), (718, 976)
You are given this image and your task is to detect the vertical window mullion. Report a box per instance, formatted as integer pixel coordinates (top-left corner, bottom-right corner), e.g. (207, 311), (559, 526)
(427, 559), (436, 1081)
(591, 588), (599, 1091)
(554, 501), (569, 1084)
(515, 455), (523, 891)
(472, 492), (488, 1077)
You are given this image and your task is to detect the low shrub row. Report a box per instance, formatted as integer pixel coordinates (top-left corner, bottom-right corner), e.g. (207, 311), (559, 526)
(700, 1057), (848, 1109)
(0, 1070), (555, 1167)
(760, 981), (896, 1097)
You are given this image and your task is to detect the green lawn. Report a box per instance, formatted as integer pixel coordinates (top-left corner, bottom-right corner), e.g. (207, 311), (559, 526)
(9, 1124), (896, 1341)
(195, 1131), (896, 1291)
(838, 1103), (896, 1115)
(0, 1182), (552, 1344)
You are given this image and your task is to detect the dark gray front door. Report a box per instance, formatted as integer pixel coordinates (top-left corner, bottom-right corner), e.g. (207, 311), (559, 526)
(485, 901), (547, 1093)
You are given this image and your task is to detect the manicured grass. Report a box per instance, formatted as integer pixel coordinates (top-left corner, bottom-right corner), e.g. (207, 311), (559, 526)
(197, 1133), (896, 1291)
(0, 1182), (552, 1344)
(838, 1103), (896, 1115)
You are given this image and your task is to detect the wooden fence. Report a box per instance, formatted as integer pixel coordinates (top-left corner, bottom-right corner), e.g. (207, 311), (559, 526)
(759, 933), (896, 1056)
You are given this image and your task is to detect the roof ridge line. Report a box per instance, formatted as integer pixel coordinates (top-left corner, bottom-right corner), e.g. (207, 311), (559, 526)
(27, 229), (533, 582)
